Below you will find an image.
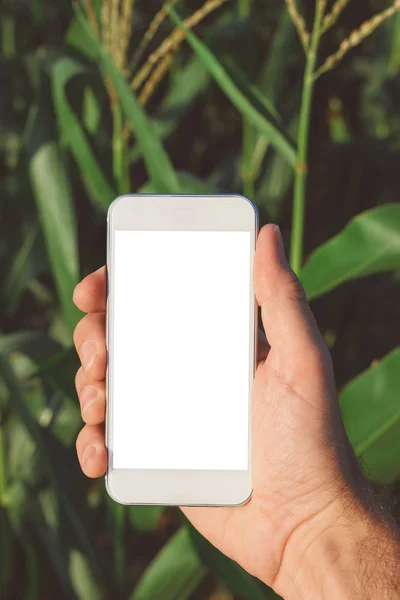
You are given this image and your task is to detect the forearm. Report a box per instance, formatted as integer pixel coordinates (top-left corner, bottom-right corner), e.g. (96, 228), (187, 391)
(274, 489), (400, 599)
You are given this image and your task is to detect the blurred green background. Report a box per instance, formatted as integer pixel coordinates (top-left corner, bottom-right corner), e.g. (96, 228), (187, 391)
(0, 0), (400, 598)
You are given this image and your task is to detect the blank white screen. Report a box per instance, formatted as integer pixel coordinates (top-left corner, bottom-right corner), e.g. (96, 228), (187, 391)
(112, 231), (251, 470)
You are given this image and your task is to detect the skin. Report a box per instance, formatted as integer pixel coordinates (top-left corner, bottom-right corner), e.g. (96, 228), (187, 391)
(73, 224), (400, 598)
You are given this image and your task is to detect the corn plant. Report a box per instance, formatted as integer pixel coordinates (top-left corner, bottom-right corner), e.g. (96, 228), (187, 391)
(0, 0), (399, 598)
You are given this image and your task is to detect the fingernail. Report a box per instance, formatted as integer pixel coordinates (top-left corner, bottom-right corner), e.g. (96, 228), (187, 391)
(80, 386), (98, 415)
(82, 445), (97, 467)
(80, 341), (97, 373)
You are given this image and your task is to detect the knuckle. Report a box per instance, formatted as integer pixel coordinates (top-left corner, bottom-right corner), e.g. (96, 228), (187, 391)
(76, 429), (83, 456)
(303, 340), (334, 385)
(75, 367), (84, 393)
(284, 270), (308, 306)
(73, 314), (89, 347)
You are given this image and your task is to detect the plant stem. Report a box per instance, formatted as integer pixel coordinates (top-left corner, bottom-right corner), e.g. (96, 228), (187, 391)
(290, 2), (325, 274)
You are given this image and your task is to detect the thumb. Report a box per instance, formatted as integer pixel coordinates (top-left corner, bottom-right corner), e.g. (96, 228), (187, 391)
(254, 225), (327, 370)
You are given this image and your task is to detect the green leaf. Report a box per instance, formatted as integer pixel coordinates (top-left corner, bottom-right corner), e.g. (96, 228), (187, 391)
(28, 138), (80, 333)
(161, 56), (210, 115)
(6, 419), (36, 484)
(28, 500), (78, 599)
(66, 15), (98, 61)
(300, 204), (400, 300)
(389, 11), (400, 74)
(30, 0), (45, 24)
(40, 429), (113, 594)
(69, 549), (100, 600)
(139, 171), (216, 195)
(340, 348), (400, 483)
(0, 354), (49, 454)
(2, 223), (47, 316)
(248, 12), (296, 191)
(33, 347), (79, 400)
(257, 12), (295, 106)
(188, 524), (279, 600)
(0, 332), (61, 364)
(52, 57), (116, 210)
(129, 506), (164, 532)
(75, 10), (180, 194)
(83, 85), (102, 134)
(221, 59), (282, 124)
(257, 149), (294, 220)
(21, 538), (39, 600)
(168, 7), (296, 167)
(0, 509), (13, 594)
(127, 119), (176, 166)
(103, 61), (180, 194)
(130, 526), (206, 600)
(0, 356), (110, 593)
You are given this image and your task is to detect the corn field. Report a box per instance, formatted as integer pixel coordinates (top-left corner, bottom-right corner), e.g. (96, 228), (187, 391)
(0, 0), (400, 598)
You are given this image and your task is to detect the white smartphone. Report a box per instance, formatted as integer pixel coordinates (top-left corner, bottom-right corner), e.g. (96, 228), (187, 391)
(106, 194), (257, 506)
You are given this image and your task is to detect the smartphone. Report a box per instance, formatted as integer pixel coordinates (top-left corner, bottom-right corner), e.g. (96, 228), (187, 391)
(106, 194), (258, 505)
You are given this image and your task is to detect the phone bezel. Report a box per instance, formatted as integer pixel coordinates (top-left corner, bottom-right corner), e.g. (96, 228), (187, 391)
(106, 194), (258, 506)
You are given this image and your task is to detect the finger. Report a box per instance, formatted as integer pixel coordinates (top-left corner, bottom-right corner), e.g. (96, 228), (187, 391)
(254, 225), (327, 367)
(79, 381), (106, 425)
(76, 424), (107, 478)
(73, 266), (107, 314)
(73, 313), (106, 381)
(75, 366), (87, 395)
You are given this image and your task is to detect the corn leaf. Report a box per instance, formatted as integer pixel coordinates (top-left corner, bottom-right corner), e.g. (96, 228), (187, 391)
(52, 57), (115, 210)
(0, 510), (13, 594)
(83, 86), (101, 134)
(69, 549), (100, 600)
(66, 16), (98, 61)
(28, 133), (80, 333)
(21, 538), (39, 600)
(103, 58), (180, 193)
(0, 332), (61, 363)
(168, 7), (296, 167)
(75, 10), (181, 194)
(28, 500), (78, 599)
(0, 356), (110, 593)
(301, 204), (400, 300)
(130, 526), (206, 600)
(33, 347), (79, 399)
(161, 56), (210, 114)
(340, 348), (400, 483)
(139, 172), (215, 195)
(40, 429), (113, 592)
(2, 223), (47, 316)
(129, 506), (165, 532)
(257, 12), (295, 107)
(249, 12), (296, 194)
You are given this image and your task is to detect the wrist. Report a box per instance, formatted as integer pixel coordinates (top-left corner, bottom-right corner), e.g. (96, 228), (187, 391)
(273, 485), (400, 599)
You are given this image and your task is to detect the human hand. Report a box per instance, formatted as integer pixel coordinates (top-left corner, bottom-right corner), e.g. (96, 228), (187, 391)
(73, 225), (399, 598)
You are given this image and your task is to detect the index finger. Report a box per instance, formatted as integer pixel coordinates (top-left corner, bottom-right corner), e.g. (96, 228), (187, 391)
(73, 266), (107, 313)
